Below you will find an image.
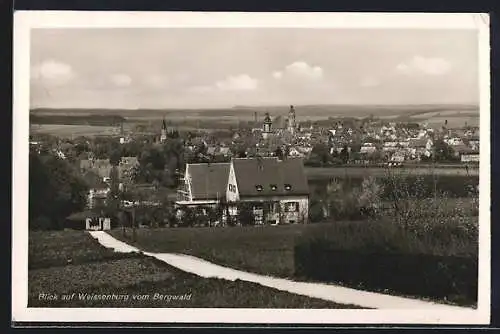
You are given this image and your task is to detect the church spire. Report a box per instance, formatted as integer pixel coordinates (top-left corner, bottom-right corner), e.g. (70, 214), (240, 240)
(160, 117), (167, 143)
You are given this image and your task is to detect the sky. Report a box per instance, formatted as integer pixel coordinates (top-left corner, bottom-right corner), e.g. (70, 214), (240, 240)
(30, 28), (479, 109)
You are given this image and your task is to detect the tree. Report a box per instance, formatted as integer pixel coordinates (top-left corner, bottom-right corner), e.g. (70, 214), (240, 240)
(433, 139), (455, 162)
(29, 153), (89, 230)
(109, 148), (122, 166)
(275, 146), (284, 160)
(308, 143), (331, 166)
(340, 145), (349, 164)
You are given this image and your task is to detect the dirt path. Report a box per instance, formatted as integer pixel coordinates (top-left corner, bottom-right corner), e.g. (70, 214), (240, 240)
(88, 231), (474, 310)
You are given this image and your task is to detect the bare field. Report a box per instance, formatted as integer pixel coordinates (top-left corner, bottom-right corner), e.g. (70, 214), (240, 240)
(30, 124), (122, 137)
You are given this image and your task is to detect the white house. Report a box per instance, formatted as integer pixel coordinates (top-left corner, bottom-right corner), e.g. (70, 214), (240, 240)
(360, 143), (377, 154)
(226, 157), (309, 224)
(461, 154), (480, 163)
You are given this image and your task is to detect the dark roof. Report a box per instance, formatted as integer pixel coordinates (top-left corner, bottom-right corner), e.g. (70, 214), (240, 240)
(187, 163), (230, 200)
(82, 171), (108, 189)
(232, 157), (309, 197)
(408, 138), (428, 148)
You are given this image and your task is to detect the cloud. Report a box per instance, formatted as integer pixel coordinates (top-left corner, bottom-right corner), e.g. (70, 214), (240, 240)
(191, 74), (258, 93)
(215, 74), (258, 91)
(360, 76), (380, 87)
(31, 60), (74, 84)
(110, 73), (132, 87)
(396, 56), (452, 76)
(273, 61), (324, 81)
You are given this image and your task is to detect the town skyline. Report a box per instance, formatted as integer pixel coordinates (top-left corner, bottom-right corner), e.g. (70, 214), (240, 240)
(30, 28), (479, 109)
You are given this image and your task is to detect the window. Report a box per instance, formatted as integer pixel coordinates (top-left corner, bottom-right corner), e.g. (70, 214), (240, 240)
(285, 202), (299, 212)
(284, 184), (292, 191)
(255, 185), (263, 192)
(270, 184), (277, 191)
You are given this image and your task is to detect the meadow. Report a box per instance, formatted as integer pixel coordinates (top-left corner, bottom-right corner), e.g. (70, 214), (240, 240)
(28, 230), (358, 308)
(110, 210), (478, 307)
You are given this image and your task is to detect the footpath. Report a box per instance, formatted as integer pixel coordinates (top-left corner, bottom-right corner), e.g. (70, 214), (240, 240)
(88, 230), (474, 310)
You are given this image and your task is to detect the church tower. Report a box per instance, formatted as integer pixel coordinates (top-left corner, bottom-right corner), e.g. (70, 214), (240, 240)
(287, 105), (296, 134)
(262, 112), (272, 139)
(160, 118), (167, 143)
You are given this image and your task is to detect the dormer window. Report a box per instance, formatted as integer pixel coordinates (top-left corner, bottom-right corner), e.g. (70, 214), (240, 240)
(284, 184), (292, 191)
(256, 185), (263, 192)
(270, 184), (277, 191)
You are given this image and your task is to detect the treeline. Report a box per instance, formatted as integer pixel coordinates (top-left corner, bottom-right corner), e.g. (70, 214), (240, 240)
(30, 114), (126, 126)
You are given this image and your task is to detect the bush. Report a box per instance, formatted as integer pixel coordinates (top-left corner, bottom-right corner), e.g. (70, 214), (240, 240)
(309, 199), (325, 223)
(237, 203), (256, 226)
(294, 219), (478, 305)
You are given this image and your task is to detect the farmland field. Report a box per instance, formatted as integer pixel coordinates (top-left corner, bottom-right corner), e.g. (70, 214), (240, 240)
(28, 230), (358, 308)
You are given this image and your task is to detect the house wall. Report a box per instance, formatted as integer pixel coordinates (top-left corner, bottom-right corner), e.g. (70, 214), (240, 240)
(461, 154), (480, 162)
(185, 165), (194, 201)
(238, 195), (309, 224)
(226, 162), (240, 202)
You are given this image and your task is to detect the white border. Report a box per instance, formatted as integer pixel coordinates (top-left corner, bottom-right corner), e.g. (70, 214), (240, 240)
(12, 11), (491, 325)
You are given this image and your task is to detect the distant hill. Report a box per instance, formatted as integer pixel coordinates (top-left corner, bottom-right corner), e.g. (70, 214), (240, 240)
(30, 104), (479, 125)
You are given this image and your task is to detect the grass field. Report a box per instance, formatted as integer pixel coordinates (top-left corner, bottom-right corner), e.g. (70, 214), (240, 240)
(28, 230), (358, 308)
(305, 166), (479, 179)
(111, 225), (307, 278)
(109, 220), (477, 280)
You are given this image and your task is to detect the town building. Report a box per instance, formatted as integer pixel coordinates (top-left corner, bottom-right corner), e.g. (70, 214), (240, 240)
(80, 156), (139, 182)
(226, 157), (309, 224)
(81, 170), (110, 209)
(262, 113), (273, 140)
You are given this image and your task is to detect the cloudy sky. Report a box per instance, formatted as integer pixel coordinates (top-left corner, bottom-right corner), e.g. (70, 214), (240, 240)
(30, 28), (479, 109)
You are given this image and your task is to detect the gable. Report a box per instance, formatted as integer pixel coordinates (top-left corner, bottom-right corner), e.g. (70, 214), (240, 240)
(226, 162), (240, 202)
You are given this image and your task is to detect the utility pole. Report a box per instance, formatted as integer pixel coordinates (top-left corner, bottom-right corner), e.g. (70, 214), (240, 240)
(132, 205), (136, 242)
